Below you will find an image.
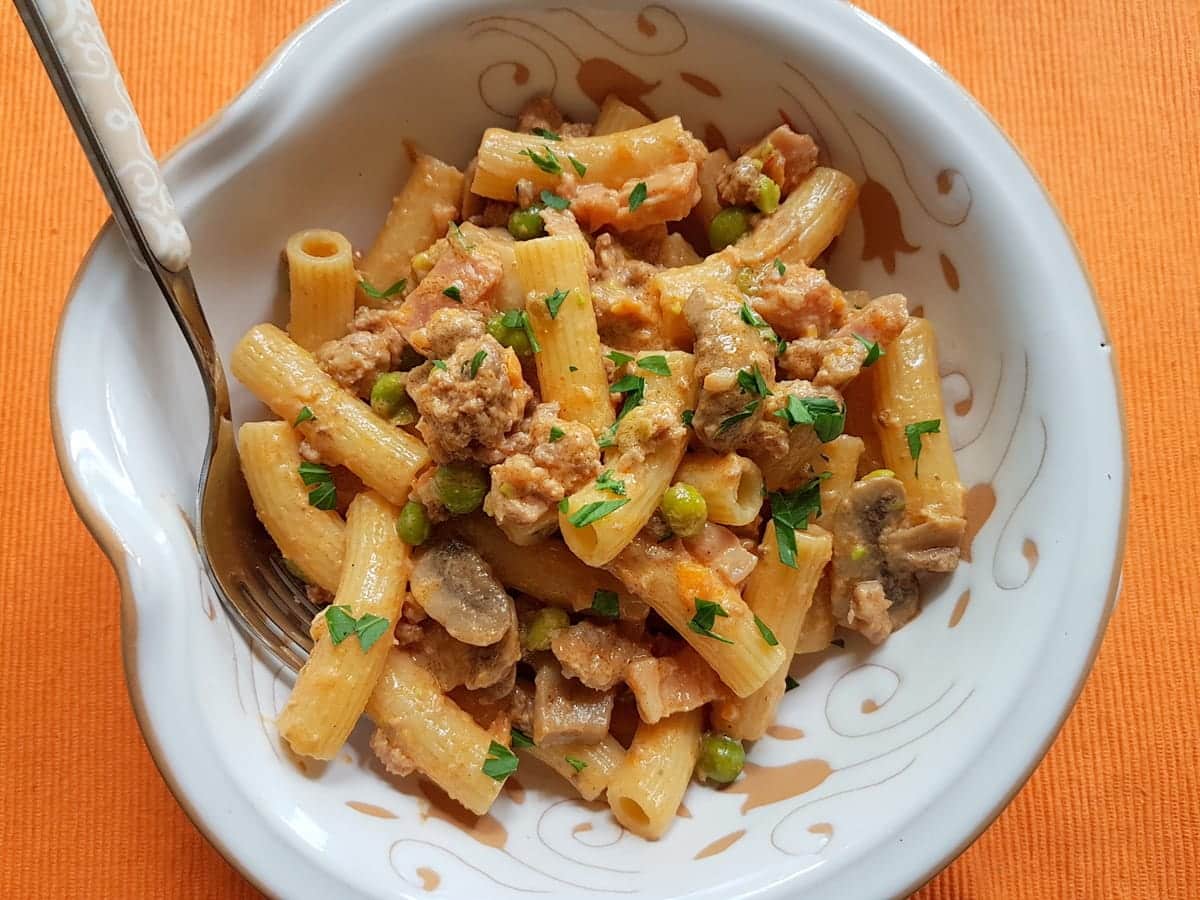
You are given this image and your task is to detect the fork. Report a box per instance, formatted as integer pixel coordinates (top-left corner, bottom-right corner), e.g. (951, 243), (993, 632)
(17, 0), (311, 673)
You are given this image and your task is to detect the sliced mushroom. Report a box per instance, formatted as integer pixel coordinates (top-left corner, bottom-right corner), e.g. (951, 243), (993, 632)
(533, 661), (614, 747)
(409, 538), (516, 646)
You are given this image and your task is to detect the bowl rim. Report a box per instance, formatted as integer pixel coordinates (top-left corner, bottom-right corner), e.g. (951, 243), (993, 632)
(48, 0), (1128, 897)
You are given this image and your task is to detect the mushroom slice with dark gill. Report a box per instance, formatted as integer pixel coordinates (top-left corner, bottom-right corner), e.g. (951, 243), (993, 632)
(409, 538), (516, 647)
(533, 661), (614, 747)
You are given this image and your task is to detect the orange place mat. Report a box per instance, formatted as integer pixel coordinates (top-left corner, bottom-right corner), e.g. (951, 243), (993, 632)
(1, 1), (1196, 897)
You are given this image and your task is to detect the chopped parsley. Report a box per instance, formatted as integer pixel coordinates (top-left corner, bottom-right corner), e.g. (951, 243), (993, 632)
(682, 409), (694, 426)
(768, 475), (830, 567)
(637, 354), (671, 376)
(292, 406), (315, 427)
(545, 288), (569, 319)
(360, 277), (406, 300)
(736, 363), (772, 398)
(558, 497), (570, 514)
(628, 181), (648, 211)
(442, 284), (463, 302)
(511, 728), (535, 749)
(774, 395), (845, 442)
(468, 349), (487, 378)
(540, 189), (570, 210)
(298, 462), (337, 510)
(568, 155), (587, 177)
(785, 675), (800, 692)
(598, 373), (645, 448)
(520, 145), (562, 175)
(905, 419), (941, 476)
(591, 589), (620, 618)
(531, 127), (561, 141)
(482, 741), (519, 781)
(565, 756), (588, 773)
(606, 350), (635, 367)
(431, 359), (448, 371)
(324, 606), (390, 651)
(499, 308), (541, 353)
(568, 499), (629, 528)
(687, 598), (734, 645)
(774, 258), (787, 276)
(549, 426), (565, 442)
(739, 301), (782, 353)
(569, 365), (578, 372)
(852, 333), (884, 367)
(595, 470), (627, 496)
(717, 400), (759, 435)
(754, 614), (779, 646)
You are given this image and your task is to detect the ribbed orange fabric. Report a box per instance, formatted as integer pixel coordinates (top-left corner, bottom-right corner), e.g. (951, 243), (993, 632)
(0, 1), (1194, 897)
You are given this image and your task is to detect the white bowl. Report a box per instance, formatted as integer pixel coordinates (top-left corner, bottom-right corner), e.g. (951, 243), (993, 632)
(51, 1), (1126, 897)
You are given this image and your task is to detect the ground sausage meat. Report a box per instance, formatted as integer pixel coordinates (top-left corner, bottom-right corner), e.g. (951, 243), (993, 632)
(750, 263), (847, 341)
(405, 308), (533, 464)
(483, 403), (602, 545)
(315, 306), (410, 396)
(684, 282), (778, 451)
(516, 95), (593, 138)
(779, 293), (909, 388)
(717, 155), (763, 207)
(549, 620), (651, 691)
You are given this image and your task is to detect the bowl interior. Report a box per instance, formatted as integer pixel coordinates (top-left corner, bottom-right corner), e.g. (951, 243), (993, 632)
(54, 2), (1124, 898)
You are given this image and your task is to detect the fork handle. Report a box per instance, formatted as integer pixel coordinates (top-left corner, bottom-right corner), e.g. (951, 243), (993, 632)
(14, 0), (191, 272)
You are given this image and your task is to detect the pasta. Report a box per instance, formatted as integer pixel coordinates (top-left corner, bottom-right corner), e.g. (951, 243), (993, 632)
(229, 94), (964, 838)
(358, 154), (464, 308)
(285, 229), (356, 350)
(238, 420), (346, 593)
(277, 491), (408, 759)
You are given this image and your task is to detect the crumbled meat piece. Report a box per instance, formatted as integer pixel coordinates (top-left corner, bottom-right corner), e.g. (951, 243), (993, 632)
(750, 264), (847, 341)
(484, 403), (602, 544)
(830, 476), (964, 643)
(409, 539), (516, 646)
(297, 439), (321, 463)
(624, 647), (727, 724)
(590, 233), (668, 349)
(549, 620), (651, 691)
(468, 200), (514, 228)
(406, 309), (533, 463)
(406, 612), (520, 691)
(516, 95), (565, 135)
(747, 379), (841, 489)
(370, 727), (417, 777)
(595, 233), (660, 288)
(424, 304), (487, 357)
(569, 163), (701, 232)
(394, 239), (504, 350)
(515, 178), (537, 209)
(394, 619), (423, 646)
(612, 401), (685, 468)
(684, 282), (777, 451)
(759, 126), (819, 193)
(314, 306), (411, 396)
(533, 662), (614, 746)
(717, 155), (764, 207)
(510, 680), (535, 734)
(560, 121), (593, 139)
(778, 293), (909, 388)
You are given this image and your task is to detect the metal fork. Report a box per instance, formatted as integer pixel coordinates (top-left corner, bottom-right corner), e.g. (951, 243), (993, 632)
(18, 0), (310, 673)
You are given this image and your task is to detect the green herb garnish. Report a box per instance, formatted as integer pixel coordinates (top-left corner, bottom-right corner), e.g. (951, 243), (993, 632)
(468, 349), (487, 379)
(540, 189), (570, 210)
(852, 333), (884, 367)
(569, 155), (587, 177)
(717, 400), (759, 434)
(754, 614), (779, 646)
(545, 288), (569, 319)
(591, 589), (620, 618)
(565, 756), (588, 773)
(532, 127), (561, 141)
(768, 474), (830, 567)
(500, 308), (541, 353)
(549, 426), (565, 442)
(360, 277), (406, 300)
(511, 728), (535, 749)
(293, 406), (315, 427)
(637, 355), (671, 376)
(298, 462), (337, 510)
(520, 145), (563, 175)
(324, 606), (390, 651)
(682, 409), (694, 426)
(736, 364), (772, 398)
(595, 470), (626, 496)
(606, 350), (635, 367)
(482, 741), (519, 781)
(568, 499), (629, 528)
(628, 181), (648, 212)
(774, 258), (787, 276)
(774, 395), (845, 442)
(431, 359), (448, 371)
(443, 284), (463, 302)
(687, 598), (734, 644)
(904, 419), (941, 476)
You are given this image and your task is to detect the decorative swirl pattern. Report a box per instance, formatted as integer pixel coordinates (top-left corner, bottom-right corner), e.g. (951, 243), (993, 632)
(39, 0), (190, 270)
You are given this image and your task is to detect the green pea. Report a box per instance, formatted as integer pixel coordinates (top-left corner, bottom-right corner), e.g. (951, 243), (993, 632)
(659, 482), (707, 537)
(370, 372), (416, 424)
(507, 207), (546, 241)
(695, 732), (745, 785)
(754, 176), (781, 214)
(486, 312), (533, 357)
(708, 207), (751, 251)
(434, 463), (489, 515)
(523, 607), (570, 652)
(396, 501), (432, 546)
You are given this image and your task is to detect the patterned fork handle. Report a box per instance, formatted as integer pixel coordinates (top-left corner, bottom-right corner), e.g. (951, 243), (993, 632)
(14, 0), (191, 272)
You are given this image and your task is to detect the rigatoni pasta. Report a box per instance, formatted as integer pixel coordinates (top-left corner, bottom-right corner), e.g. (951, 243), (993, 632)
(285, 229), (356, 350)
(230, 93), (963, 838)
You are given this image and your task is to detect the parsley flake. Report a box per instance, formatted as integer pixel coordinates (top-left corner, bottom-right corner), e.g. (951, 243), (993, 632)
(540, 189), (570, 210)
(637, 355), (671, 376)
(565, 756), (588, 773)
(558, 497), (570, 514)
(687, 598), (734, 644)
(739, 301), (781, 347)
(682, 409), (695, 426)
(292, 406), (315, 427)
(324, 606), (390, 651)
(591, 589), (620, 618)
(628, 181), (648, 211)
(568, 155), (587, 177)
(520, 145), (563, 175)
(531, 127), (561, 141)
(785, 675), (800, 692)
(545, 288), (569, 319)
(360, 277), (406, 300)
(595, 470), (626, 496)
(468, 349), (487, 379)
(717, 400), (759, 434)
(442, 284), (463, 302)
(298, 462), (337, 510)
(736, 363), (772, 398)
(774, 395), (845, 442)
(852, 333), (884, 367)
(482, 741), (519, 781)
(904, 419), (941, 476)
(606, 350), (635, 367)
(768, 475), (830, 567)
(568, 499), (629, 528)
(500, 308), (541, 353)
(754, 614), (779, 646)
(774, 258), (787, 276)
(431, 359), (448, 371)
(549, 426), (565, 442)
(511, 728), (535, 749)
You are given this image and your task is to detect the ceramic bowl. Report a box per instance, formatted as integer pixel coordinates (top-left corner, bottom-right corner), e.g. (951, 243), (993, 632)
(51, 1), (1126, 897)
